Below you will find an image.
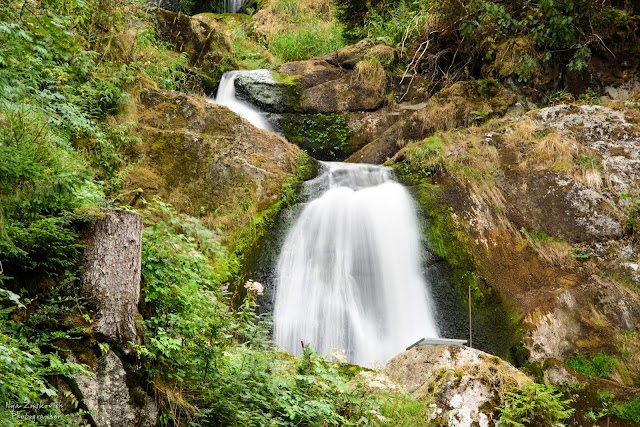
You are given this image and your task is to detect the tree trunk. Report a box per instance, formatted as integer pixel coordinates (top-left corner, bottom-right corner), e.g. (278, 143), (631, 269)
(81, 210), (142, 349)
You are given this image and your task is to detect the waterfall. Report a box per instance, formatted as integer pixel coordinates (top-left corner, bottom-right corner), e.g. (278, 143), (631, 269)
(273, 162), (439, 367)
(224, 0), (243, 13)
(208, 71), (272, 131)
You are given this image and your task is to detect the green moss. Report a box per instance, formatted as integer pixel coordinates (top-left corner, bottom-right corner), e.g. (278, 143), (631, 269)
(412, 181), (479, 299)
(279, 113), (352, 160)
(396, 170), (523, 360)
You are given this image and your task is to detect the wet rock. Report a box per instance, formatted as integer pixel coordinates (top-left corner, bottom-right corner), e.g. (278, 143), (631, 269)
(384, 345), (530, 427)
(234, 69), (299, 113)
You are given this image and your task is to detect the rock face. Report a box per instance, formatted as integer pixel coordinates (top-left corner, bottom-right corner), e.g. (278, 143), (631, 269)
(130, 89), (301, 225)
(73, 350), (157, 427)
(384, 345), (530, 427)
(398, 103), (640, 383)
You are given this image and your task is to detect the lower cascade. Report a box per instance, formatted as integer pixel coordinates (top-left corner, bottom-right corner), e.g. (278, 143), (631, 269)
(273, 162), (439, 367)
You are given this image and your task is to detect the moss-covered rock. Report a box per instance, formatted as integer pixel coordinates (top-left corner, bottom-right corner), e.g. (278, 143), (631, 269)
(392, 102), (640, 389)
(234, 70), (300, 113)
(384, 345), (531, 426)
(131, 89), (302, 237)
(278, 113), (353, 160)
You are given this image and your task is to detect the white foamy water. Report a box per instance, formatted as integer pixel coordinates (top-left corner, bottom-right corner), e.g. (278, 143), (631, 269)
(273, 162), (439, 367)
(225, 0), (243, 13)
(207, 71), (272, 131)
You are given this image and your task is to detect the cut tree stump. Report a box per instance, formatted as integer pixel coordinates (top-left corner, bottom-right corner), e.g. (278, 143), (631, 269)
(81, 210), (142, 349)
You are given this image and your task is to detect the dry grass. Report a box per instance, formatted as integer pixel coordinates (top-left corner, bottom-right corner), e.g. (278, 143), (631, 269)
(354, 58), (386, 95)
(502, 118), (604, 189)
(522, 230), (574, 267)
(155, 381), (197, 426)
(417, 101), (458, 132)
(251, 0), (336, 44)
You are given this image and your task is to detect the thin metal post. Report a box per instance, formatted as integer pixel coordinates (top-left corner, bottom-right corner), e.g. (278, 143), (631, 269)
(468, 284), (473, 348)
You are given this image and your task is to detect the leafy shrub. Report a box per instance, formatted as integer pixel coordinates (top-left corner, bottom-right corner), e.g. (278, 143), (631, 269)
(0, 288), (90, 425)
(135, 199), (384, 426)
(0, 105), (100, 282)
(566, 353), (616, 378)
(497, 383), (574, 427)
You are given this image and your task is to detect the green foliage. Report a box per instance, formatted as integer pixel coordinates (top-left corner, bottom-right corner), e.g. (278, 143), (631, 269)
(566, 353), (616, 378)
(620, 190), (640, 236)
(361, 1), (429, 46)
(135, 200), (383, 426)
(612, 398), (640, 424)
(334, 0), (634, 88)
(0, 104), (100, 282)
(0, 288), (90, 426)
(497, 383), (574, 427)
(269, 20), (345, 63)
(403, 135), (445, 177)
(585, 392), (640, 424)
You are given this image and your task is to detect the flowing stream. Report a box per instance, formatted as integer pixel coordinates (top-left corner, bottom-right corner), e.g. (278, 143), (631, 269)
(273, 162), (439, 366)
(208, 71), (272, 131)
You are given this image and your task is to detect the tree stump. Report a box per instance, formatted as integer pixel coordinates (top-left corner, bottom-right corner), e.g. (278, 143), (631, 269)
(81, 210), (142, 349)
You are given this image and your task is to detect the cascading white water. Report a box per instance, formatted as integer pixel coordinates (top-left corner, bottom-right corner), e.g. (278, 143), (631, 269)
(273, 162), (439, 367)
(207, 71), (272, 131)
(224, 0), (243, 13)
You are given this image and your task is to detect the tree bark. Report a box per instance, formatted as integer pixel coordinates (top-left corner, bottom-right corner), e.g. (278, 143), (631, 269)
(81, 210), (142, 349)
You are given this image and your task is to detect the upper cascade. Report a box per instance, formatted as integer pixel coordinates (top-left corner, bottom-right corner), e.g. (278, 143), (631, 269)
(208, 71), (273, 131)
(225, 0), (243, 13)
(273, 162), (440, 367)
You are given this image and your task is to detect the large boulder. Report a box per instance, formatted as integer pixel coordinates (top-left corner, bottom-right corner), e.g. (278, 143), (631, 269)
(129, 89), (301, 227)
(383, 345), (531, 427)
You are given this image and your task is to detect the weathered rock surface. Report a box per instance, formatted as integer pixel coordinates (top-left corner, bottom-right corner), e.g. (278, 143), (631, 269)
(351, 82), (517, 163)
(383, 345), (530, 427)
(72, 350), (157, 427)
(130, 89), (301, 226)
(534, 104), (640, 194)
(398, 102), (640, 384)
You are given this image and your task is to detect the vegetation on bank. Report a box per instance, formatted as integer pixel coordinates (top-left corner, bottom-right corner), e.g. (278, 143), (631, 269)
(0, 0), (372, 425)
(334, 0), (638, 94)
(2, 0), (639, 426)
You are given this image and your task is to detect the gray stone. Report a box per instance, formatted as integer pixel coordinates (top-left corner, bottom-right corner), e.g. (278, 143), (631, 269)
(75, 351), (157, 427)
(383, 346), (530, 427)
(234, 69), (300, 113)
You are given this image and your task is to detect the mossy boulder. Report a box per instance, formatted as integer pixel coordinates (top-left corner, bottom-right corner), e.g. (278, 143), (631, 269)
(277, 113), (353, 160)
(130, 89), (302, 233)
(384, 345), (531, 427)
(277, 41), (390, 113)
